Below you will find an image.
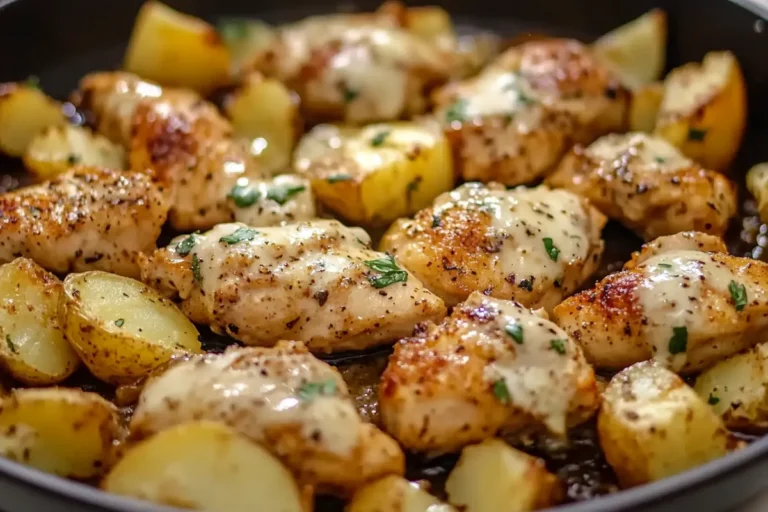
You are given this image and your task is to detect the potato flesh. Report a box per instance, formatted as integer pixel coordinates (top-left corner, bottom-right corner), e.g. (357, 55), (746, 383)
(0, 388), (119, 479)
(103, 421), (306, 512)
(0, 84), (67, 157)
(628, 82), (664, 133)
(348, 475), (456, 512)
(0, 259), (79, 385)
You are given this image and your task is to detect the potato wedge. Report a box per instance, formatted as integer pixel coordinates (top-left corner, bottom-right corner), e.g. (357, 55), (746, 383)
(23, 125), (126, 181)
(60, 271), (202, 385)
(0, 388), (119, 479)
(294, 121), (454, 226)
(0, 259), (79, 385)
(444, 439), (562, 512)
(103, 421), (308, 512)
(225, 72), (300, 174)
(629, 82), (664, 133)
(124, 1), (231, 94)
(598, 361), (729, 488)
(217, 18), (277, 74)
(0, 83), (67, 157)
(747, 162), (768, 223)
(593, 9), (667, 89)
(348, 475), (456, 512)
(654, 51), (747, 171)
(694, 342), (768, 432)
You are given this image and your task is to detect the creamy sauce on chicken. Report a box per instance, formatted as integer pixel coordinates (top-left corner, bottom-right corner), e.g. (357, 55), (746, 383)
(585, 132), (693, 174)
(230, 174), (316, 226)
(442, 69), (541, 123)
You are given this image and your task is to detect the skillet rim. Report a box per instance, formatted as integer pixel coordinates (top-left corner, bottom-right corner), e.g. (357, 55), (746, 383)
(1, 0), (768, 510)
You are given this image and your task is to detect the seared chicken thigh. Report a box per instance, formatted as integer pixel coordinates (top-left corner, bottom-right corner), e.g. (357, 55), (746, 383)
(546, 132), (738, 240)
(379, 292), (599, 453)
(131, 342), (404, 495)
(74, 72), (314, 230)
(553, 232), (768, 374)
(139, 220), (446, 353)
(380, 182), (606, 310)
(0, 166), (167, 278)
(432, 39), (629, 186)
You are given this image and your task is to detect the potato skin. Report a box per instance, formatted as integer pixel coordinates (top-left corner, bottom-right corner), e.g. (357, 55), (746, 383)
(0, 388), (120, 479)
(598, 361), (729, 488)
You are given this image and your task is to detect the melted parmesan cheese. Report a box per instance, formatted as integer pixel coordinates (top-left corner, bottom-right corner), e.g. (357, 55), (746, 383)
(230, 174), (316, 227)
(586, 132), (692, 174)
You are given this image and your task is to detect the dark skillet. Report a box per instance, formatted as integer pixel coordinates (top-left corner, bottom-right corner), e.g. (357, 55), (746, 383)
(2, 0), (768, 511)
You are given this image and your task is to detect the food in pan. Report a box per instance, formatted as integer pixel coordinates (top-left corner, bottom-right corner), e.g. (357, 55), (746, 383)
(0, 2), (766, 511)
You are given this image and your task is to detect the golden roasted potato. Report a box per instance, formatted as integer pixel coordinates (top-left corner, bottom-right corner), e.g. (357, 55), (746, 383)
(694, 342), (768, 432)
(225, 72), (300, 174)
(0, 388), (119, 479)
(598, 361), (729, 488)
(124, 1), (231, 94)
(0, 82), (67, 157)
(593, 9), (667, 89)
(0, 259), (79, 385)
(444, 439), (562, 512)
(294, 121), (454, 225)
(654, 51), (747, 171)
(60, 271), (202, 385)
(23, 124), (126, 181)
(747, 162), (768, 223)
(348, 475), (456, 512)
(629, 82), (664, 133)
(103, 421), (308, 512)
(217, 18), (277, 74)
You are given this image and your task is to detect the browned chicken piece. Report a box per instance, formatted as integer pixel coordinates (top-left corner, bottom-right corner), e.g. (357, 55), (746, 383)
(131, 342), (405, 495)
(379, 291), (599, 454)
(139, 220), (446, 353)
(553, 231), (768, 374)
(380, 182), (606, 311)
(546, 132), (738, 241)
(74, 72), (315, 231)
(0, 166), (167, 278)
(431, 38), (629, 186)
(247, 14), (454, 124)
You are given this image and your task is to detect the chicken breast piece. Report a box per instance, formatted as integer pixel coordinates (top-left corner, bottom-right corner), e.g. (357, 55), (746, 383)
(379, 291), (599, 454)
(0, 166), (167, 278)
(247, 15), (453, 124)
(432, 39), (629, 186)
(546, 132), (738, 241)
(74, 72), (315, 231)
(553, 231), (768, 374)
(380, 182), (606, 311)
(131, 342), (404, 495)
(139, 220), (446, 353)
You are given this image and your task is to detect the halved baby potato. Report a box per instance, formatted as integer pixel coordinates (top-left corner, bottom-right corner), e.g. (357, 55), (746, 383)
(23, 124), (126, 181)
(628, 82), (664, 133)
(60, 271), (202, 385)
(694, 342), (768, 432)
(654, 51), (747, 171)
(593, 9), (667, 89)
(103, 421), (308, 512)
(348, 475), (456, 512)
(225, 72), (301, 174)
(0, 258), (79, 385)
(294, 121), (454, 226)
(444, 439), (562, 512)
(0, 388), (120, 479)
(124, 1), (231, 94)
(746, 162), (768, 223)
(598, 361), (730, 488)
(0, 83), (67, 157)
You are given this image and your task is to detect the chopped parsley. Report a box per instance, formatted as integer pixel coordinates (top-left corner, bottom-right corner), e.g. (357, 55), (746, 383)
(364, 254), (408, 289)
(67, 154), (80, 165)
(688, 128), (708, 142)
(326, 173), (352, 184)
(445, 99), (468, 124)
(342, 86), (359, 103)
(25, 75), (40, 89)
(406, 177), (421, 193)
(543, 237), (559, 261)
(519, 278), (533, 292)
(298, 379), (337, 401)
(492, 379), (511, 404)
(668, 326), (688, 354)
(654, 156), (666, 164)
(5, 335), (16, 354)
(114, 318), (125, 327)
(708, 393), (720, 406)
(517, 91), (535, 105)
(550, 339), (567, 355)
(431, 214), (442, 228)
(266, 184), (306, 205)
(220, 227), (258, 245)
(554, 276), (564, 288)
(370, 130), (390, 147)
(228, 184), (260, 208)
(176, 234), (198, 256)
(728, 280), (748, 312)
(505, 323), (523, 344)
(217, 18), (250, 42)
(657, 263), (673, 269)
(191, 253), (202, 284)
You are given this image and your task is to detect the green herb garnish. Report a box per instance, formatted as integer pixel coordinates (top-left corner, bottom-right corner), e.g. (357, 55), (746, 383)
(25, 75), (40, 89)
(708, 393), (720, 406)
(217, 18), (251, 42)
(543, 237), (559, 261)
(114, 319), (125, 327)
(370, 130), (390, 147)
(728, 280), (748, 312)
(654, 156), (666, 164)
(5, 335), (16, 354)
(298, 379), (337, 401)
(688, 128), (708, 142)
(550, 339), (567, 355)
(342, 87), (359, 103)
(445, 99), (468, 124)
(668, 326), (688, 354)
(492, 379), (511, 404)
(266, 185), (306, 205)
(364, 254), (408, 289)
(176, 234), (198, 256)
(67, 154), (80, 165)
(228, 184), (260, 208)
(431, 214), (442, 228)
(220, 227), (258, 245)
(657, 263), (673, 269)
(519, 279), (533, 292)
(192, 253), (202, 285)
(327, 174), (352, 184)
(505, 323), (523, 344)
